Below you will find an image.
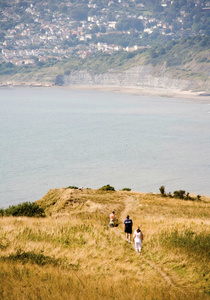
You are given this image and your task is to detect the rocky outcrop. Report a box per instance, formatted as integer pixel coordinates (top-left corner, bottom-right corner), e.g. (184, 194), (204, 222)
(61, 66), (196, 91)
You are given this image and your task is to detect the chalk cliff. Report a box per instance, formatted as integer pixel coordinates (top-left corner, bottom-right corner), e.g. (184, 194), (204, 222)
(59, 66), (205, 92)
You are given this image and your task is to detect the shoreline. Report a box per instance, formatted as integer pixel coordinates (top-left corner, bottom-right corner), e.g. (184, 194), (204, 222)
(1, 82), (210, 102)
(66, 85), (210, 102)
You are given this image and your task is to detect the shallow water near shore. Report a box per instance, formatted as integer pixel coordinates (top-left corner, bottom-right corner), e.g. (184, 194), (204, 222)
(0, 87), (210, 207)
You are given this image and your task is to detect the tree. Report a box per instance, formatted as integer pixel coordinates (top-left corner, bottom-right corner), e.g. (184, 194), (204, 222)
(59, 5), (68, 14)
(172, 21), (182, 31)
(100, 25), (106, 33)
(159, 185), (165, 196)
(90, 24), (100, 33)
(0, 32), (5, 41)
(173, 190), (186, 199)
(88, 8), (97, 16)
(150, 29), (160, 40)
(116, 19), (144, 32)
(51, 4), (58, 12)
(55, 75), (64, 85)
(158, 47), (165, 55)
(70, 7), (88, 21)
(153, 3), (163, 13)
(107, 12), (115, 21)
(150, 48), (158, 58)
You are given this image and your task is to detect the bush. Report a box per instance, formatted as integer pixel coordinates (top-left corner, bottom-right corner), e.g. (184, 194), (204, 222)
(98, 184), (115, 191)
(159, 187), (199, 200)
(0, 209), (4, 216)
(121, 188), (131, 191)
(173, 190), (186, 199)
(159, 185), (165, 196)
(4, 202), (45, 217)
(55, 75), (64, 85)
(173, 190), (195, 200)
(66, 186), (78, 189)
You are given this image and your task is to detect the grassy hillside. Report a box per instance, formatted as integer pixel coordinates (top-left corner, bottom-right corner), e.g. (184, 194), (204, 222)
(0, 188), (210, 299)
(0, 36), (209, 90)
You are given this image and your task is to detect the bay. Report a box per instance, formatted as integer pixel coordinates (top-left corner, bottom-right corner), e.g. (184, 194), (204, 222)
(0, 87), (210, 208)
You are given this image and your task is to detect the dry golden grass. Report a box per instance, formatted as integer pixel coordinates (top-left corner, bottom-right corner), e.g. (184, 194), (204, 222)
(0, 188), (209, 299)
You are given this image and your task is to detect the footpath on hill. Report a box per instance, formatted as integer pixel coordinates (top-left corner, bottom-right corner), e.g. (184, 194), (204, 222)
(114, 195), (186, 294)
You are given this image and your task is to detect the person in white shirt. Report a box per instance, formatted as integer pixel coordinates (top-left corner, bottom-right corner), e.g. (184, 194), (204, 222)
(133, 227), (143, 253)
(133, 225), (140, 236)
(109, 211), (115, 227)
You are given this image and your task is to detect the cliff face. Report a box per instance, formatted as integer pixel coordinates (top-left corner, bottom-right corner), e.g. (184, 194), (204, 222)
(61, 66), (197, 91)
(1, 64), (208, 93)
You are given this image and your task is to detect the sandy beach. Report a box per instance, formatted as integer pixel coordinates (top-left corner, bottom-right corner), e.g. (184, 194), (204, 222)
(61, 85), (210, 102)
(1, 82), (210, 102)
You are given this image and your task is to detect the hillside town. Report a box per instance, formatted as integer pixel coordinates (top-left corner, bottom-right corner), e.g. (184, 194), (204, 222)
(0, 0), (209, 66)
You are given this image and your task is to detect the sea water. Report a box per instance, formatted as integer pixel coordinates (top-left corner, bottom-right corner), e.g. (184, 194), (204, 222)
(0, 87), (210, 207)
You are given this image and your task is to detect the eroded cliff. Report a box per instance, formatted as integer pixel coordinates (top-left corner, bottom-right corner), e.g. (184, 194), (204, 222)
(60, 66), (208, 93)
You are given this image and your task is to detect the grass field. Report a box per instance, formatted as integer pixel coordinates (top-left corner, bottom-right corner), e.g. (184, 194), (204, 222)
(0, 188), (209, 299)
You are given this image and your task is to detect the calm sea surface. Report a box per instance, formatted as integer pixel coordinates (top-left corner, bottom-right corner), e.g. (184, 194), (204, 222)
(0, 87), (210, 207)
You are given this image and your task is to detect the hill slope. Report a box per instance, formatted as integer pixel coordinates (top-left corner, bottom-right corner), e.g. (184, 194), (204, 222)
(0, 188), (210, 299)
(1, 36), (209, 94)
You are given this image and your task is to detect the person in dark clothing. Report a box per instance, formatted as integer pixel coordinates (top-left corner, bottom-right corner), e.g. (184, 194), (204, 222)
(124, 215), (133, 243)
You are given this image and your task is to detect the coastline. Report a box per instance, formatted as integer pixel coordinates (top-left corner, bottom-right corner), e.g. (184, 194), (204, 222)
(1, 82), (210, 102)
(66, 85), (210, 102)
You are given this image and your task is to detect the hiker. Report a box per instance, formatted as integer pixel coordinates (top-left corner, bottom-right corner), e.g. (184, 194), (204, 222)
(109, 211), (115, 227)
(124, 215), (133, 242)
(133, 227), (143, 253)
(133, 225), (140, 235)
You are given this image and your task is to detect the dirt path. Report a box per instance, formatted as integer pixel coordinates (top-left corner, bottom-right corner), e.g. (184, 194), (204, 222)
(116, 195), (186, 292)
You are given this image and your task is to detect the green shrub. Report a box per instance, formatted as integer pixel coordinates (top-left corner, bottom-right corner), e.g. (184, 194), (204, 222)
(173, 190), (197, 200)
(98, 184), (115, 191)
(0, 209), (4, 216)
(66, 186), (78, 189)
(4, 202), (45, 217)
(121, 188), (131, 191)
(55, 74), (64, 85)
(159, 188), (199, 201)
(173, 190), (186, 199)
